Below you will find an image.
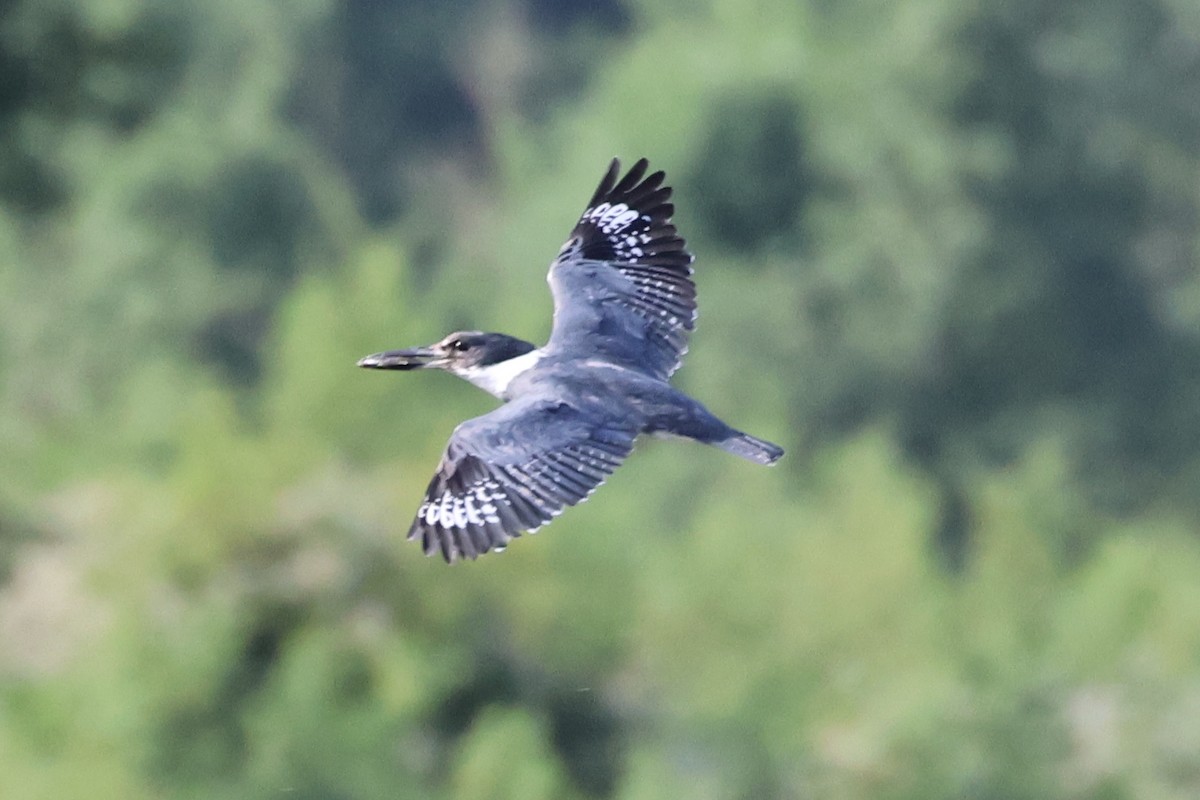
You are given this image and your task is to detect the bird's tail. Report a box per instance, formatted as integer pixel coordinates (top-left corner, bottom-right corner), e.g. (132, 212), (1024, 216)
(717, 432), (785, 465)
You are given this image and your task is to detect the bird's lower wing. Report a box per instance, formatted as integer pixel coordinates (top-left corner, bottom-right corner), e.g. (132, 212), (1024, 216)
(408, 398), (637, 562)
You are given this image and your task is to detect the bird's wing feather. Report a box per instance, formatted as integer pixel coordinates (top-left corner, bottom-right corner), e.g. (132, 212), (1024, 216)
(546, 158), (696, 380)
(409, 396), (637, 562)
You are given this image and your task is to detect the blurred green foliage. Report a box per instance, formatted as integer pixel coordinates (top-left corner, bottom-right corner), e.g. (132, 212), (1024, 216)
(2, 0), (1200, 797)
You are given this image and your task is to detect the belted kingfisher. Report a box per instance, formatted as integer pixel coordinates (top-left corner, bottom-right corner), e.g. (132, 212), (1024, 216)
(359, 158), (784, 562)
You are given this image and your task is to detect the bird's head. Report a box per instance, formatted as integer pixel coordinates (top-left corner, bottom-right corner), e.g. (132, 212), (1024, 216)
(357, 331), (537, 376)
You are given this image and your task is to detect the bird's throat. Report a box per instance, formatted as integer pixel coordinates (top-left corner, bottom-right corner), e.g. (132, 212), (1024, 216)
(454, 349), (545, 399)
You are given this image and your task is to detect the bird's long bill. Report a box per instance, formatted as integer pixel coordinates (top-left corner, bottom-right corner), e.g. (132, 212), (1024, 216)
(356, 346), (439, 370)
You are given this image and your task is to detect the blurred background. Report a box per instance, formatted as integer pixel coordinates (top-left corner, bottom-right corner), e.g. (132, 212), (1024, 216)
(2, 0), (1200, 797)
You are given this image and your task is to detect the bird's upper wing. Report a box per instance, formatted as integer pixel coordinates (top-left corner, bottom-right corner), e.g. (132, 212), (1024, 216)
(408, 396), (638, 562)
(546, 158), (696, 380)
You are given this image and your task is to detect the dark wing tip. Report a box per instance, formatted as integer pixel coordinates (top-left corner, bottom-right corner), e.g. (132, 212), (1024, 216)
(588, 158), (623, 208)
(567, 158), (692, 273)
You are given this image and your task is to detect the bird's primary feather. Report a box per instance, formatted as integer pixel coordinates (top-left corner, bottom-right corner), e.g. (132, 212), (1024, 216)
(408, 398), (637, 562)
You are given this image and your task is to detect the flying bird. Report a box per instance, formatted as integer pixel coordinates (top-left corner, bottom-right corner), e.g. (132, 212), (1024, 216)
(359, 158), (783, 561)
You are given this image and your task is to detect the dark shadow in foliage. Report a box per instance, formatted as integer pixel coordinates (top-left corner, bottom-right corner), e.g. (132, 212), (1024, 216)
(546, 688), (623, 797)
(0, 509), (45, 584)
(428, 651), (626, 797)
(0, 5), (188, 214)
(133, 154), (327, 387)
(428, 656), (523, 741)
(518, 0), (632, 120)
(901, 0), (1200, 520)
(286, 0), (483, 223)
(0, 4), (190, 128)
(150, 602), (302, 785)
(80, 10), (191, 132)
(0, 25), (67, 215)
(287, 0), (635, 222)
(194, 157), (320, 385)
(194, 307), (274, 388)
(206, 157), (316, 280)
(685, 90), (813, 256)
(528, 0), (630, 35)
(932, 478), (973, 573)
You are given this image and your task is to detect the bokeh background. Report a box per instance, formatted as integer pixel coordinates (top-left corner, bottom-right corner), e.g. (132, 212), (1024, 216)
(3, 0), (1200, 797)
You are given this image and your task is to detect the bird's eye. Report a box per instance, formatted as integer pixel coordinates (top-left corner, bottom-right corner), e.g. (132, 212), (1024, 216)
(451, 339), (469, 352)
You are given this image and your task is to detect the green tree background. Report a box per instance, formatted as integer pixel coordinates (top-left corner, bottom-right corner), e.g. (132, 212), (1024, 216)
(2, 0), (1200, 797)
